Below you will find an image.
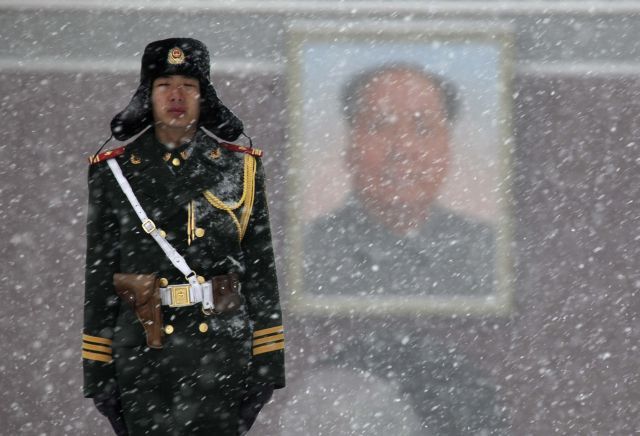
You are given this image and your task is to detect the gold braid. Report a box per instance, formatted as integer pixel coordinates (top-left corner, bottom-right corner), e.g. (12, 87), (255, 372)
(202, 155), (256, 243)
(238, 157), (256, 240)
(187, 200), (197, 245)
(187, 200), (192, 245)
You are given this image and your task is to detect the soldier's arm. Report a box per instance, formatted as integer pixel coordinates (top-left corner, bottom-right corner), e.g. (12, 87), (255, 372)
(241, 157), (285, 389)
(82, 163), (121, 398)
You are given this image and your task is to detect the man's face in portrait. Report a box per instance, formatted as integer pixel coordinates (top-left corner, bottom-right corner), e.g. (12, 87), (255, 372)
(346, 69), (451, 229)
(151, 74), (201, 131)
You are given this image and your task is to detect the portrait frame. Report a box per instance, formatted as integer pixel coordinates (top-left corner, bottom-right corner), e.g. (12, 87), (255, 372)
(286, 21), (515, 316)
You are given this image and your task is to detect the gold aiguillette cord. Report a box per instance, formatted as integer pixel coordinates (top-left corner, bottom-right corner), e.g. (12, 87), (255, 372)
(187, 200), (196, 246)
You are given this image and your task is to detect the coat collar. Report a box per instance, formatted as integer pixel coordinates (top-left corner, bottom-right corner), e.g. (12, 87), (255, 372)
(117, 128), (244, 224)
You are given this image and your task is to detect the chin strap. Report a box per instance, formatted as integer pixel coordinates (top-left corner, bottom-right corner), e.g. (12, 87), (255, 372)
(91, 134), (114, 163)
(241, 132), (254, 149)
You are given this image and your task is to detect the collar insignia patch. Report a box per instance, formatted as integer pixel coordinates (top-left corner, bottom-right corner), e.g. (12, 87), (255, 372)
(209, 148), (221, 160)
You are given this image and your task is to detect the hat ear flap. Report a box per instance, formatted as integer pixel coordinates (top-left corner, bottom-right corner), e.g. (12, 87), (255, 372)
(110, 83), (153, 141)
(199, 82), (244, 142)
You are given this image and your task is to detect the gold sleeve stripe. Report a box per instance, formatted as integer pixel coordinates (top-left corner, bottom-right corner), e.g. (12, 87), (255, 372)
(253, 333), (285, 346)
(253, 341), (285, 356)
(82, 343), (112, 354)
(253, 325), (284, 338)
(82, 334), (113, 346)
(82, 350), (113, 363)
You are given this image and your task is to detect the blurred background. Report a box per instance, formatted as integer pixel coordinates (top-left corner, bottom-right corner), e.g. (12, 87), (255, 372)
(1, 1), (639, 434)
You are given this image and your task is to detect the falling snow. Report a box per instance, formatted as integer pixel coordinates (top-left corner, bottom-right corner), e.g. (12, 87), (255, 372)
(1, 1), (640, 436)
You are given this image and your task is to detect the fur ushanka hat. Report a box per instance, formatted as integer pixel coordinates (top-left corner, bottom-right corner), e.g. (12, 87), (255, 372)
(110, 38), (244, 142)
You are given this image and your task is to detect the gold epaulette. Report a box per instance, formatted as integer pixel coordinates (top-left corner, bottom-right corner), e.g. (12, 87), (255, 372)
(88, 146), (126, 165)
(219, 142), (263, 157)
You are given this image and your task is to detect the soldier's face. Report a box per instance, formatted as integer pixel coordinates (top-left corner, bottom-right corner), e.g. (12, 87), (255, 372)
(151, 75), (201, 131)
(347, 70), (450, 215)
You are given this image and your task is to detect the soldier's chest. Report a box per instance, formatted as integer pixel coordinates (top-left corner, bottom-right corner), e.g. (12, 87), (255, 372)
(110, 156), (247, 247)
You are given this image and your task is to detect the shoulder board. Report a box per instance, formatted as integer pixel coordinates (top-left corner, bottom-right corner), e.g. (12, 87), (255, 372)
(88, 146), (126, 165)
(219, 142), (263, 157)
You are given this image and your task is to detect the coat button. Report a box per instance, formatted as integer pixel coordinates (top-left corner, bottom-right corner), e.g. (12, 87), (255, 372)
(159, 229), (167, 238)
(159, 278), (169, 287)
(195, 228), (205, 238)
(197, 275), (206, 284)
(164, 324), (174, 335)
(198, 322), (209, 333)
(171, 157), (181, 167)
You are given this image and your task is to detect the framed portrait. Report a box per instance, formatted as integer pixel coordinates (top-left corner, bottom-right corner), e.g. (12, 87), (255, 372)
(286, 21), (514, 315)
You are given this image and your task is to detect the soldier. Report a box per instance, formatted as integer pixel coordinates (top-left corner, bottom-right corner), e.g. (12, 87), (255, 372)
(82, 38), (285, 435)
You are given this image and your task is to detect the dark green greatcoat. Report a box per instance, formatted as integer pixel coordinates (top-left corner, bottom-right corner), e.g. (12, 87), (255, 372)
(82, 129), (285, 435)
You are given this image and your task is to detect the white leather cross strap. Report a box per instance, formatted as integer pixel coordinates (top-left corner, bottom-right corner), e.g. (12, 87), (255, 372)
(160, 280), (214, 308)
(106, 159), (213, 311)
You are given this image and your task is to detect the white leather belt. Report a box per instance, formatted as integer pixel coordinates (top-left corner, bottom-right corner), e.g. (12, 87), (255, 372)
(106, 158), (213, 311)
(160, 280), (214, 308)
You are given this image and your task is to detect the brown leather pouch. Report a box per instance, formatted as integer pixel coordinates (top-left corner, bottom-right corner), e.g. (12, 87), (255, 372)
(212, 272), (244, 313)
(113, 273), (164, 349)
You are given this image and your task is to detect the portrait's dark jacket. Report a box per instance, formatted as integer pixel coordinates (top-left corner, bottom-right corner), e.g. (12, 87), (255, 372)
(82, 128), (285, 398)
(304, 196), (496, 297)
(301, 197), (506, 434)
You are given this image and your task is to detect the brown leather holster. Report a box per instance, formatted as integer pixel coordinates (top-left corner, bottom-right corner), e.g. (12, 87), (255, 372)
(113, 273), (164, 349)
(212, 272), (244, 313)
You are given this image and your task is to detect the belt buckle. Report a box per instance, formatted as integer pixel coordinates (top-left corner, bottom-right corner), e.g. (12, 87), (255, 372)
(141, 218), (156, 234)
(169, 284), (191, 307)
